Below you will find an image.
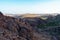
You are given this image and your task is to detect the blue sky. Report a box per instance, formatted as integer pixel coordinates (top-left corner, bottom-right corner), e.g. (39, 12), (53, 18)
(0, 0), (60, 14)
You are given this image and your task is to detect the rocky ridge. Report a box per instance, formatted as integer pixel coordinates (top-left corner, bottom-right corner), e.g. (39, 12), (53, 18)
(0, 12), (59, 40)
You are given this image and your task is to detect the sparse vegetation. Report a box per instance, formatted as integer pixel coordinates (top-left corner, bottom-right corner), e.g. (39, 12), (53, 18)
(37, 21), (60, 29)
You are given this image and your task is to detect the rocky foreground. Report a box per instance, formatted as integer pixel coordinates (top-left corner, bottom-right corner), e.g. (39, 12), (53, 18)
(0, 12), (60, 40)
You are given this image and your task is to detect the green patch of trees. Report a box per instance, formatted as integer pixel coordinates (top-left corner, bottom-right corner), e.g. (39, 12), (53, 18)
(37, 22), (60, 29)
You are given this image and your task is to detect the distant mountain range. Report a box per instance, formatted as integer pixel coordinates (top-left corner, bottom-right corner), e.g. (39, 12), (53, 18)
(4, 13), (58, 17)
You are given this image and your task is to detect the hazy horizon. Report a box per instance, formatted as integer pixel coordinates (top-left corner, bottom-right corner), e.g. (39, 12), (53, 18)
(0, 0), (60, 14)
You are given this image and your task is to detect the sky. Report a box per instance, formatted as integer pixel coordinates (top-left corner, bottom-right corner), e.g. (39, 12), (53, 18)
(0, 0), (60, 14)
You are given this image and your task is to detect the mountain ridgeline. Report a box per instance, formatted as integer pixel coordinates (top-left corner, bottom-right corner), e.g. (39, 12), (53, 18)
(0, 12), (60, 40)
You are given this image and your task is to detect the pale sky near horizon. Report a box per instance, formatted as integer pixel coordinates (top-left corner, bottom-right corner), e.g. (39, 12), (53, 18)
(0, 0), (60, 14)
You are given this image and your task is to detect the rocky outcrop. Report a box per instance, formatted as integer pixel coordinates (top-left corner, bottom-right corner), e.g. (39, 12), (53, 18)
(0, 12), (33, 40)
(0, 12), (59, 40)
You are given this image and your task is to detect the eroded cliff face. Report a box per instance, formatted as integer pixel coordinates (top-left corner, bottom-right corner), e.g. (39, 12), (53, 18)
(0, 12), (57, 40)
(0, 12), (33, 40)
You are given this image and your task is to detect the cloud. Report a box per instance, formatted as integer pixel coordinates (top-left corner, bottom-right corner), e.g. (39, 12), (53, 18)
(27, 1), (60, 14)
(0, 0), (60, 14)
